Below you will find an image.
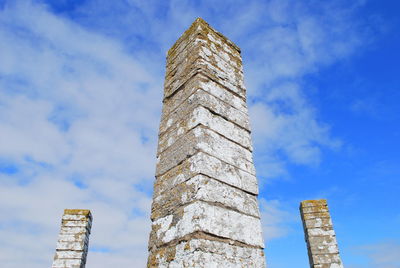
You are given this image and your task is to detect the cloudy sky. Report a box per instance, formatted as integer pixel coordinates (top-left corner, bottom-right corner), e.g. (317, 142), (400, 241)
(0, 0), (399, 267)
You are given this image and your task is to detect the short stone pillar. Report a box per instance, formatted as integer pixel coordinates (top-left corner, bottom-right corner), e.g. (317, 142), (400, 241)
(300, 200), (344, 268)
(52, 209), (93, 268)
(147, 18), (265, 267)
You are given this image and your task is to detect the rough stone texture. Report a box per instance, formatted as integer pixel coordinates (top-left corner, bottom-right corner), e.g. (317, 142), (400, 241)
(300, 200), (344, 268)
(154, 152), (259, 197)
(156, 126), (255, 176)
(159, 88), (250, 136)
(151, 174), (260, 219)
(158, 105), (252, 155)
(52, 209), (92, 268)
(148, 18), (265, 267)
(149, 239), (265, 268)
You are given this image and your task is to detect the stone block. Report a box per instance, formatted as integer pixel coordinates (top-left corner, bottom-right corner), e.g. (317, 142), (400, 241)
(150, 201), (264, 248)
(166, 42), (243, 89)
(307, 227), (335, 237)
(313, 263), (343, 268)
(166, 37), (243, 81)
(162, 72), (247, 119)
(56, 240), (88, 251)
(148, 239), (265, 268)
(54, 250), (87, 260)
(300, 199), (327, 208)
(310, 253), (343, 265)
(303, 217), (333, 229)
(302, 211), (331, 220)
(301, 205), (329, 214)
(52, 258), (84, 268)
(154, 151), (258, 196)
(62, 214), (91, 221)
(59, 226), (89, 235)
(158, 105), (252, 156)
(156, 126), (255, 176)
(151, 174), (259, 220)
(307, 240), (339, 255)
(57, 233), (88, 243)
(160, 88), (250, 136)
(164, 56), (245, 100)
(62, 220), (91, 228)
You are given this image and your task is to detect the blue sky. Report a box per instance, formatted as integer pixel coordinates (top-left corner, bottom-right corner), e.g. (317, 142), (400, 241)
(0, 0), (399, 267)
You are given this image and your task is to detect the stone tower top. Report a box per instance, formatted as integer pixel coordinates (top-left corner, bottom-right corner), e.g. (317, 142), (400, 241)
(300, 199), (344, 268)
(163, 18), (247, 104)
(167, 17), (241, 58)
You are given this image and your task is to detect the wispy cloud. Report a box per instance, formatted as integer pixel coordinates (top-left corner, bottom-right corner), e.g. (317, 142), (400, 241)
(0, 1), (159, 266)
(0, 0), (376, 267)
(355, 241), (400, 268)
(259, 199), (297, 242)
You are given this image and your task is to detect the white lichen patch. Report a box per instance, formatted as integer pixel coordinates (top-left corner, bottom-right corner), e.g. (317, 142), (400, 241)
(154, 151), (258, 197)
(156, 126), (255, 176)
(158, 106), (252, 156)
(155, 201), (264, 247)
(153, 239), (265, 268)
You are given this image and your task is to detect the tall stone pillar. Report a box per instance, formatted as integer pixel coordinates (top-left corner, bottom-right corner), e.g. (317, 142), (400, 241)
(300, 200), (344, 268)
(147, 18), (265, 267)
(52, 209), (93, 268)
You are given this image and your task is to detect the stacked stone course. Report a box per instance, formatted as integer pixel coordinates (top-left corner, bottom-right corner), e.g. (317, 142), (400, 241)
(52, 209), (92, 268)
(147, 18), (266, 267)
(300, 200), (343, 268)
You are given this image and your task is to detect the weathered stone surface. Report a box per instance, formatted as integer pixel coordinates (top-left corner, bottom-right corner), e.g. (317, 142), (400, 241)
(165, 40), (244, 94)
(150, 201), (264, 248)
(310, 254), (342, 265)
(164, 19), (246, 101)
(156, 126), (255, 176)
(52, 258), (82, 268)
(167, 18), (241, 70)
(303, 217), (333, 229)
(54, 251), (87, 260)
(164, 57), (245, 101)
(148, 239), (265, 268)
(160, 88), (250, 136)
(52, 209), (92, 268)
(300, 200), (343, 268)
(154, 151), (259, 196)
(158, 105), (252, 155)
(162, 73), (247, 119)
(59, 226), (89, 235)
(148, 17), (265, 267)
(151, 174), (260, 220)
(57, 233), (89, 243)
(166, 37), (243, 82)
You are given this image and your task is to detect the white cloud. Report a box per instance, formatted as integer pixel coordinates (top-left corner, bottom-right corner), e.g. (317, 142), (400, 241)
(0, 0), (373, 267)
(250, 83), (341, 179)
(0, 1), (158, 267)
(356, 241), (400, 268)
(259, 199), (296, 242)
